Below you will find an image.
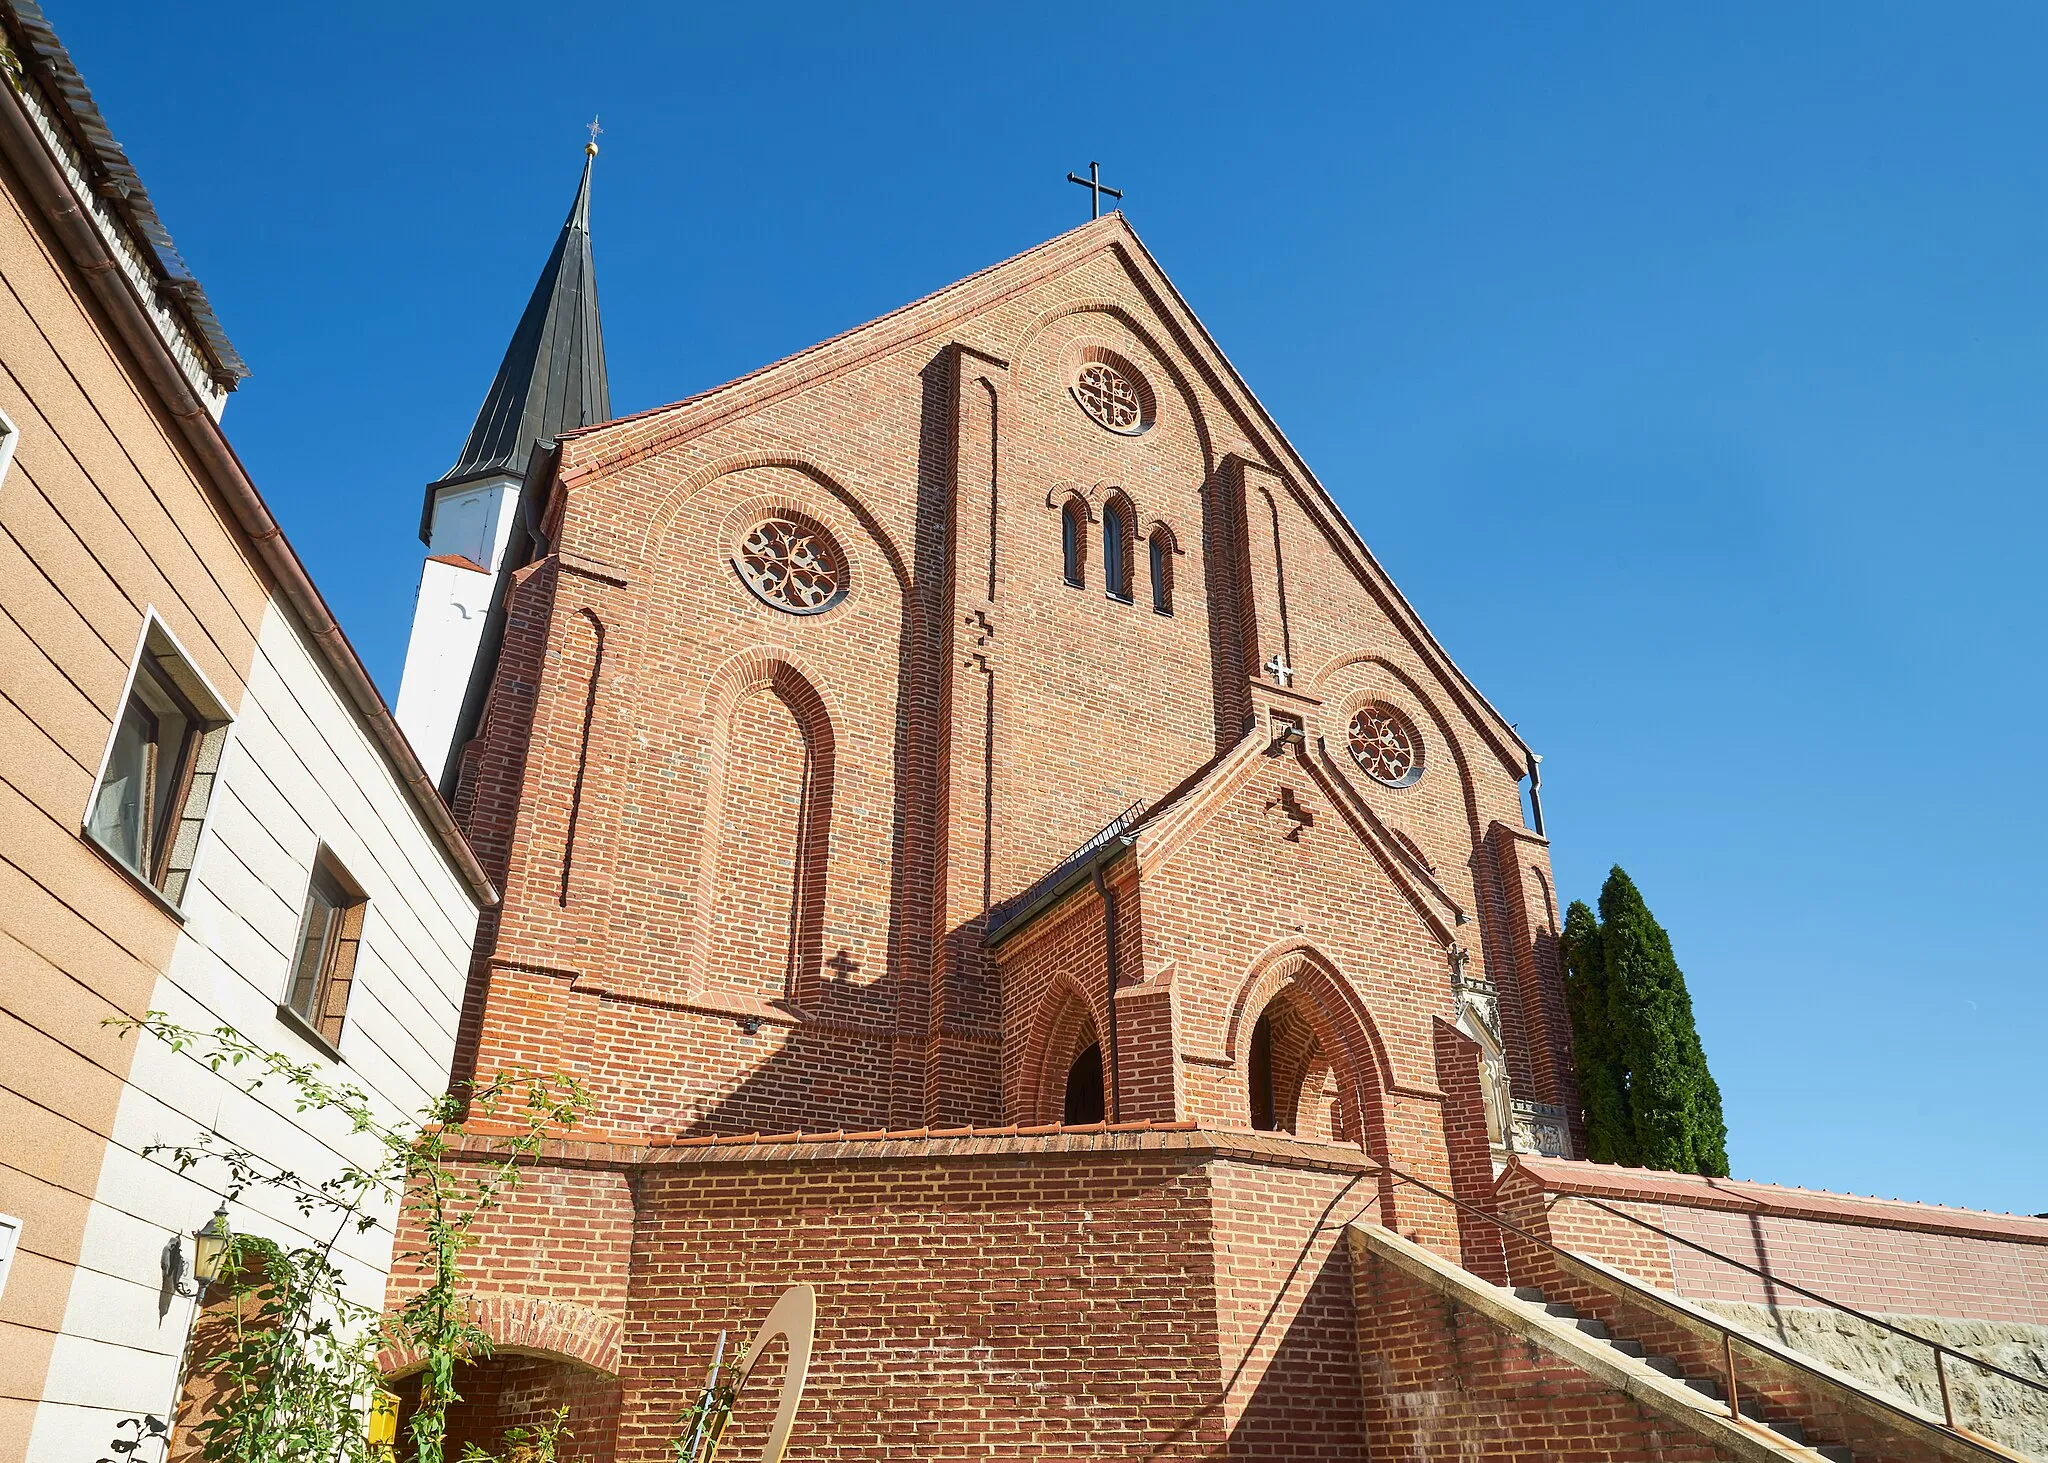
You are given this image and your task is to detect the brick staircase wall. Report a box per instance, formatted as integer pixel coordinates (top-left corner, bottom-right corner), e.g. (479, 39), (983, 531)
(1350, 1232), (1737, 1462)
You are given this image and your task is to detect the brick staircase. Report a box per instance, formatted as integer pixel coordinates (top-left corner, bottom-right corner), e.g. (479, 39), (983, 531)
(1350, 1221), (2039, 1463)
(1507, 1282), (1855, 1460)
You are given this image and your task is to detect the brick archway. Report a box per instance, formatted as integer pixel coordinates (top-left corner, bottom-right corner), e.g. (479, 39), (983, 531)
(1224, 942), (1397, 1159)
(1027, 975), (1106, 1126)
(377, 1294), (624, 1380)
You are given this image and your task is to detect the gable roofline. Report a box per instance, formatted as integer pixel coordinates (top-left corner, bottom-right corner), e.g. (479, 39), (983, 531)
(553, 213), (1534, 776)
(0, 0), (246, 407)
(0, 59), (496, 910)
(551, 213), (1122, 467)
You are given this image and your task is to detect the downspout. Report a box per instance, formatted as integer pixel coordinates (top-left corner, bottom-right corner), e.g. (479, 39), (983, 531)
(1091, 865), (1122, 1123)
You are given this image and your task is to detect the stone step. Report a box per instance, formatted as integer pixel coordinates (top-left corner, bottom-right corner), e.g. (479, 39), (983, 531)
(1767, 1418), (1808, 1446)
(1735, 1394), (1815, 1448)
(1501, 1273), (1855, 1459)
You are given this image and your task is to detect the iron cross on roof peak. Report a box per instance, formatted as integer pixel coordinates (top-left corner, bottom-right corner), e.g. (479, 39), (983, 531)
(1066, 160), (1122, 219)
(585, 115), (603, 157)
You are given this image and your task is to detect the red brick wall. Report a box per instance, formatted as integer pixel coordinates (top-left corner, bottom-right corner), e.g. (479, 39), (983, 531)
(1433, 1018), (1510, 1283)
(393, 1355), (623, 1461)
(1208, 1161), (1380, 1457)
(624, 1152), (1229, 1460)
(996, 875), (1113, 1124)
(1351, 1246), (1735, 1462)
(443, 220), (1566, 1231)
(1658, 1206), (2048, 1326)
(391, 1134), (1385, 1461)
(703, 682), (812, 1004)
(1499, 1161), (2048, 1327)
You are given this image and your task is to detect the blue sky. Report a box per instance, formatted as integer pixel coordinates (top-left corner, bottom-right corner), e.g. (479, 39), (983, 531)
(61, 4), (2045, 1213)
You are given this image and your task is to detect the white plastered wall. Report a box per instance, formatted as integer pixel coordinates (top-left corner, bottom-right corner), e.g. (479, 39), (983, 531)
(25, 597), (481, 1463)
(394, 476), (521, 783)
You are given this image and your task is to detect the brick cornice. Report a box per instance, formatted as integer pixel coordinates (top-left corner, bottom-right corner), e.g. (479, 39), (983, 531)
(429, 1122), (1380, 1177)
(1506, 1156), (2048, 1247)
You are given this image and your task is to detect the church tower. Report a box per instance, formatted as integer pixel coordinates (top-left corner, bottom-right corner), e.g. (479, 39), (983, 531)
(395, 145), (609, 784)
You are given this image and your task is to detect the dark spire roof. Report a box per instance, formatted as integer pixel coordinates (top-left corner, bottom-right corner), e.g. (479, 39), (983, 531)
(422, 150), (609, 537)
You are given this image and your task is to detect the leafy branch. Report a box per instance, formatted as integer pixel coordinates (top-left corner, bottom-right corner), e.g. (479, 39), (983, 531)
(109, 1014), (590, 1463)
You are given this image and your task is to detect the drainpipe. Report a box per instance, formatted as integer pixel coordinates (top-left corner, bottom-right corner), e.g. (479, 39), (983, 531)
(1091, 865), (1123, 1123)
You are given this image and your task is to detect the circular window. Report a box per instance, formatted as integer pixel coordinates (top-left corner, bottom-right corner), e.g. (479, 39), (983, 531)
(1072, 361), (1145, 434)
(735, 517), (845, 614)
(1348, 704), (1424, 788)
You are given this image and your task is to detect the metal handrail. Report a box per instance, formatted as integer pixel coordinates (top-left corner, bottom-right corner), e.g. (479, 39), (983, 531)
(1567, 1193), (2048, 1411)
(1378, 1165), (2040, 1447)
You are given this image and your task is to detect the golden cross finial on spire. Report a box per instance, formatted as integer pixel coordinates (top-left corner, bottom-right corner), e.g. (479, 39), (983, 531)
(586, 115), (603, 156)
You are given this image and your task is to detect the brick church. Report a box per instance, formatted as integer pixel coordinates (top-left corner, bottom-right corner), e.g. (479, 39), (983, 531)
(383, 153), (2048, 1461)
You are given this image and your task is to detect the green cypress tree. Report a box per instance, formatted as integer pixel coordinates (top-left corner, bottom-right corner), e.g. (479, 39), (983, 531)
(1595, 866), (1729, 1177)
(1560, 899), (1634, 1165)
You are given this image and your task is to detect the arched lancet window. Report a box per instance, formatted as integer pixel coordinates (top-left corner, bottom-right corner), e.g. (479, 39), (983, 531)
(1064, 1043), (1106, 1125)
(1248, 1012), (1276, 1131)
(1148, 526), (1174, 615)
(1103, 498), (1133, 602)
(1061, 499), (1086, 588)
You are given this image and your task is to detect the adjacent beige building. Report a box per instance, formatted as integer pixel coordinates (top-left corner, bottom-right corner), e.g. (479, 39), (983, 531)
(0, 4), (495, 1458)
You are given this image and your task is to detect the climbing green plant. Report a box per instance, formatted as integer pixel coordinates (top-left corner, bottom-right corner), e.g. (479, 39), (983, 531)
(113, 1014), (589, 1463)
(459, 1407), (571, 1462)
(1559, 867), (1729, 1176)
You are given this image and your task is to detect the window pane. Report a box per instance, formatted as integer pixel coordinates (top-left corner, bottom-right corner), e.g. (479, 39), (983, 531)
(1062, 505), (1083, 586)
(148, 704), (191, 863)
(287, 881), (340, 1019)
(131, 664), (193, 872)
(88, 700), (155, 873)
(1104, 505), (1126, 597)
(1150, 535), (1169, 612)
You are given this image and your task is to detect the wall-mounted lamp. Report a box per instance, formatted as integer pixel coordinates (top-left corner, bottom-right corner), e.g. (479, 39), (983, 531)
(160, 1203), (235, 1452)
(191, 1205), (232, 1292)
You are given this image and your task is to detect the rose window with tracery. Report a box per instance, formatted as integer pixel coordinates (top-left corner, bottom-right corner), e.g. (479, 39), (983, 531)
(737, 517), (845, 614)
(1348, 704), (1424, 788)
(1073, 361), (1144, 434)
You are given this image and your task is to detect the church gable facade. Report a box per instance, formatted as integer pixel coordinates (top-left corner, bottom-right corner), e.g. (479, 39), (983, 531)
(445, 214), (1576, 1161)
(385, 208), (1628, 1457)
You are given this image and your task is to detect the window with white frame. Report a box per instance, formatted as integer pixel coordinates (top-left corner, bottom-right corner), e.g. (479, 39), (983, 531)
(84, 617), (231, 907)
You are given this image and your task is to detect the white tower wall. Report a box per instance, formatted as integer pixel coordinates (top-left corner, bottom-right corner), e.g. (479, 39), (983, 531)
(394, 475), (521, 782)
